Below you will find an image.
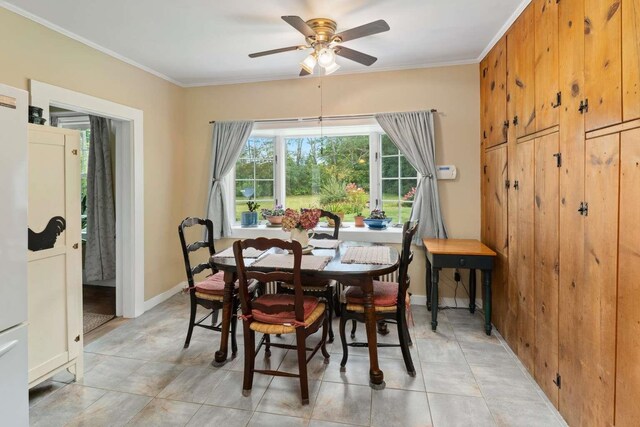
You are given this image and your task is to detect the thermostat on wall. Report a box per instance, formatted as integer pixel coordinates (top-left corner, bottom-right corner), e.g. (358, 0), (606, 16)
(436, 165), (457, 180)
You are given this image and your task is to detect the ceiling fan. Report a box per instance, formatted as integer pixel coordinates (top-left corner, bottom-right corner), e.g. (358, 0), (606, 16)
(248, 16), (390, 76)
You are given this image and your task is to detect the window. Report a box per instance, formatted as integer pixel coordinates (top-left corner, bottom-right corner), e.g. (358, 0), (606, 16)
(234, 137), (275, 221)
(231, 126), (418, 225)
(79, 129), (91, 229)
(379, 134), (418, 223)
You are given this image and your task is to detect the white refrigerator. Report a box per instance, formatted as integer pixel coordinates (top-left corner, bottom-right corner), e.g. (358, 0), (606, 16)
(0, 84), (29, 426)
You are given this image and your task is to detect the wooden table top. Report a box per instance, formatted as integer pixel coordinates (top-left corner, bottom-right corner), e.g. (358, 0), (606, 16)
(422, 238), (497, 257)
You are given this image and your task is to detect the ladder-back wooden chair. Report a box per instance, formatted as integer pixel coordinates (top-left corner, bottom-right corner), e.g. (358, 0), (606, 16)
(234, 237), (330, 405)
(338, 221), (419, 376)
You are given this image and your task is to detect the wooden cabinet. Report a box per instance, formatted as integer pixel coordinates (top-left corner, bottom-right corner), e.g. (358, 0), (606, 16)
(507, 5), (536, 138)
(534, 0), (559, 131)
(533, 132), (559, 407)
(482, 38), (508, 148)
(27, 125), (83, 387)
(623, 0), (640, 122)
(615, 128), (640, 426)
(514, 140), (535, 374)
(584, 0), (622, 131)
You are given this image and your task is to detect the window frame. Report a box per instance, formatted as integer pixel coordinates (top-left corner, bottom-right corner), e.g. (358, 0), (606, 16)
(227, 123), (419, 225)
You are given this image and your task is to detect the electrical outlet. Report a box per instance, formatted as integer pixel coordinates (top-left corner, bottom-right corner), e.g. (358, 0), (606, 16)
(454, 271), (461, 282)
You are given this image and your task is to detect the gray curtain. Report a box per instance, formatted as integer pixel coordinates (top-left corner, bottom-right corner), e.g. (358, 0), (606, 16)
(376, 111), (448, 242)
(85, 116), (116, 281)
(205, 121), (254, 238)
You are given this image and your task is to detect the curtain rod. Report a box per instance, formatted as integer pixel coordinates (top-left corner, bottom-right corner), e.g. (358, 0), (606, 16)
(208, 109), (438, 125)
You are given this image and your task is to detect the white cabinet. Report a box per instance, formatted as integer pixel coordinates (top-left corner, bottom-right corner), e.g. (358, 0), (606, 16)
(0, 324), (28, 426)
(27, 125), (83, 387)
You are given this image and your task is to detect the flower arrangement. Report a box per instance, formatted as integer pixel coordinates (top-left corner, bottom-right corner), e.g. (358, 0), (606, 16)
(261, 204), (285, 219)
(345, 183), (368, 216)
(403, 187), (416, 201)
(282, 208), (321, 231)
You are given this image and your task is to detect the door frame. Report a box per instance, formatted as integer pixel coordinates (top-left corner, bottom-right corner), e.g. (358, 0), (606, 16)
(30, 80), (145, 318)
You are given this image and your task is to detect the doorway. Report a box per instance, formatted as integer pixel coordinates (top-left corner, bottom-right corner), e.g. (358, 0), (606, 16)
(30, 80), (145, 319)
(53, 109), (118, 333)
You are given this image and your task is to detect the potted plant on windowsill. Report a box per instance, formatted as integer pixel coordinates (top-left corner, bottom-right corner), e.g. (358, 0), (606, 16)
(241, 200), (260, 227)
(345, 183), (368, 227)
(363, 208), (392, 230)
(261, 205), (285, 226)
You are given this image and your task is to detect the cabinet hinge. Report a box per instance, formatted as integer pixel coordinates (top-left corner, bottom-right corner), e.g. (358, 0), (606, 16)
(553, 153), (562, 168)
(71, 149), (78, 155)
(483, 165), (487, 175)
(578, 202), (589, 216)
(553, 373), (561, 388)
(513, 115), (519, 126)
(74, 335), (80, 343)
(552, 92), (562, 108)
(505, 179), (511, 189)
(504, 120), (510, 129)
(483, 130), (487, 139)
(578, 99), (589, 114)
(513, 180), (519, 190)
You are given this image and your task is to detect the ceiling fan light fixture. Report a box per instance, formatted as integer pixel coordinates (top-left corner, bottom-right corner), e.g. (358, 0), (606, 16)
(323, 61), (340, 75)
(317, 47), (336, 67)
(300, 53), (317, 74)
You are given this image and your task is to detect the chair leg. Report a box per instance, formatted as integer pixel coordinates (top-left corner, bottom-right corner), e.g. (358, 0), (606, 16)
(326, 289), (334, 343)
(184, 297), (197, 349)
(242, 323), (256, 397)
(295, 328), (310, 405)
(333, 286), (342, 317)
(264, 334), (271, 358)
(230, 301), (238, 358)
(339, 315), (349, 372)
(404, 314), (413, 346)
(350, 319), (357, 339)
(397, 310), (416, 377)
(320, 315), (331, 363)
(212, 308), (219, 327)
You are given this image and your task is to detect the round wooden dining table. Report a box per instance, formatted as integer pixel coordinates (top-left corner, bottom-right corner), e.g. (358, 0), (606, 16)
(209, 240), (399, 389)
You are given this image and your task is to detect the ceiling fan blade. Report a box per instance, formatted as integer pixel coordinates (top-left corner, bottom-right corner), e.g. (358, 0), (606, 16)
(249, 45), (305, 58)
(335, 46), (377, 66)
(334, 19), (390, 42)
(299, 68), (311, 77)
(282, 16), (316, 38)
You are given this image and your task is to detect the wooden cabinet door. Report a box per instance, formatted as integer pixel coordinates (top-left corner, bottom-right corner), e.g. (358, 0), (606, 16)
(560, 134), (618, 427)
(534, 0), (559, 131)
(615, 128), (640, 426)
(533, 132), (559, 407)
(484, 146), (508, 332)
(515, 140), (535, 374)
(484, 38), (508, 148)
(584, 0), (622, 131)
(27, 127), (82, 384)
(507, 5), (536, 138)
(623, 0), (640, 122)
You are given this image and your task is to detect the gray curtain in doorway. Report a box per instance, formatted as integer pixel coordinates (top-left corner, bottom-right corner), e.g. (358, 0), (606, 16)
(85, 115), (116, 281)
(205, 121), (254, 239)
(376, 111), (448, 243)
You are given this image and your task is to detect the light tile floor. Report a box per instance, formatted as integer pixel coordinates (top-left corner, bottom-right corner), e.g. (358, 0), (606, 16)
(29, 294), (568, 426)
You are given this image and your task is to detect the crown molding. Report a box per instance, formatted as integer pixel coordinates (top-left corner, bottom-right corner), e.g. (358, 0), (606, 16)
(476, 0), (533, 61)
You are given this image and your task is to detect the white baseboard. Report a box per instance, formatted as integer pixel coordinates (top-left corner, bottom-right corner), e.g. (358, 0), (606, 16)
(409, 294), (483, 310)
(143, 281), (185, 312)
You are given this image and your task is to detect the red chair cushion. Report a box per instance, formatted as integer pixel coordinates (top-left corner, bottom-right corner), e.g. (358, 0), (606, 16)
(345, 280), (398, 307)
(194, 272), (236, 296)
(251, 294), (320, 324)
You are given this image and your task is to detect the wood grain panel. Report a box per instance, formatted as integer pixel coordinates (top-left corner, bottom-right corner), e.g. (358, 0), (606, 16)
(504, 141), (518, 348)
(534, 0), (559, 131)
(481, 61), (489, 245)
(508, 5), (536, 138)
(585, 0), (622, 131)
(485, 38), (508, 148)
(615, 128), (640, 426)
(558, 0), (587, 423)
(515, 140), (535, 374)
(623, 0), (640, 121)
(533, 132), (559, 407)
(580, 133), (618, 427)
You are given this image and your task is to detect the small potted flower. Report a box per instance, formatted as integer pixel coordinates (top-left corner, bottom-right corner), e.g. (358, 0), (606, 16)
(363, 208), (392, 230)
(345, 183), (368, 227)
(282, 208), (321, 247)
(261, 204), (285, 226)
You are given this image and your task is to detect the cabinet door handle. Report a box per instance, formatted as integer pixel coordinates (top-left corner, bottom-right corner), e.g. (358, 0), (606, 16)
(0, 340), (18, 359)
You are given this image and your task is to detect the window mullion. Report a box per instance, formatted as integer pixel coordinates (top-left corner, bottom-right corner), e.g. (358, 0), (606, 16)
(369, 132), (381, 210)
(275, 135), (285, 207)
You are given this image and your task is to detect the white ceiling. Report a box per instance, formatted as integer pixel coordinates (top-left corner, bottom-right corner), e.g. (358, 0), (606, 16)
(2, 0), (527, 87)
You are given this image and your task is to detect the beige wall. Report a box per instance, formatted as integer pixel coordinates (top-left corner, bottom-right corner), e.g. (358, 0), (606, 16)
(0, 8), (186, 301)
(184, 65), (481, 299)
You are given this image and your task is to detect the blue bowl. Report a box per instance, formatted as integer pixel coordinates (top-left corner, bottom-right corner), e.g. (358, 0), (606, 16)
(363, 218), (392, 229)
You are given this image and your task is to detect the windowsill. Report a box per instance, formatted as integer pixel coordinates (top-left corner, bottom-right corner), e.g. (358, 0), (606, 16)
(229, 223), (404, 244)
